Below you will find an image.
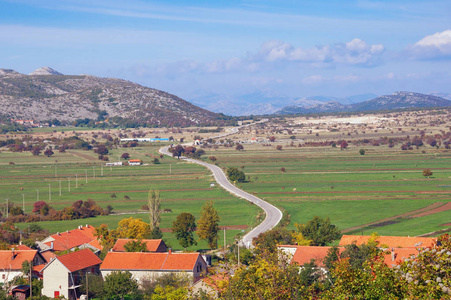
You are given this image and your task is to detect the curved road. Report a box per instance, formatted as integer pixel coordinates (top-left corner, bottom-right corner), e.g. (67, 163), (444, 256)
(159, 144), (283, 248)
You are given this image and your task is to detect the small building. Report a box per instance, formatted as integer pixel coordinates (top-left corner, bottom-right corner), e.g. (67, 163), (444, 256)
(106, 161), (123, 166)
(41, 249), (102, 300)
(39, 224), (101, 253)
(112, 239), (167, 252)
(0, 250), (46, 285)
(10, 285), (30, 300)
(100, 250), (207, 284)
(128, 159), (142, 166)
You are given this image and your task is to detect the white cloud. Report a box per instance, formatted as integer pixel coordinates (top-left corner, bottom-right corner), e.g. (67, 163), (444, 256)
(302, 75), (324, 85)
(409, 30), (451, 59)
(255, 38), (384, 66)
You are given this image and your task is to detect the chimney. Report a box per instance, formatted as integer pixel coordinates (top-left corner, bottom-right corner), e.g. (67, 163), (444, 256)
(11, 248), (15, 260)
(391, 248), (395, 261)
(168, 248), (172, 255)
(86, 224), (88, 228)
(57, 232), (60, 235)
(51, 241), (54, 250)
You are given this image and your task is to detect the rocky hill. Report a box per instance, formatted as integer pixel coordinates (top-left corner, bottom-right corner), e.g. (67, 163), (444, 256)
(0, 67), (231, 127)
(277, 91), (451, 115)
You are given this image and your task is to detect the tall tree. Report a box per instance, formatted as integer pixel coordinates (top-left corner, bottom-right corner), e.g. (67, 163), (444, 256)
(124, 240), (148, 252)
(197, 201), (220, 249)
(148, 189), (161, 230)
(172, 212), (197, 250)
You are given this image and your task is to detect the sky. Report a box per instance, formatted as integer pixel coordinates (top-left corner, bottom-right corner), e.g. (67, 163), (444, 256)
(1, 0), (451, 106)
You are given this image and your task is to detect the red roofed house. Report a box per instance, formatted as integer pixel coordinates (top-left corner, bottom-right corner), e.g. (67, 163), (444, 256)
(128, 159), (142, 166)
(278, 245), (345, 268)
(339, 235), (437, 248)
(100, 250), (207, 284)
(41, 249), (102, 300)
(112, 239), (167, 252)
(38, 224), (101, 253)
(0, 250), (46, 285)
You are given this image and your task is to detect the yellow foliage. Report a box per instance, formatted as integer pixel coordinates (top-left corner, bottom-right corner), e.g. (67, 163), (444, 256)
(117, 217), (151, 239)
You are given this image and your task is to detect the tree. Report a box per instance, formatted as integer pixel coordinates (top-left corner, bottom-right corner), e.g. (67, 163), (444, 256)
(121, 153), (130, 160)
(197, 201), (220, 249)
(269, 136), (276, 142)
(148, 189), (161, 230)
(32, 201), (49, 214)
(340, 141), (348, 150)
(116, 217), (151, 239)
(149, 226), (163, 239)
(235, 143), (244, 151)
(253, 227), (294, 254)
(44, 148), (54, 157)
(172, 212), (197, 250)
(31, 147), (41, 156)
(299, 216), (340, 246)
(95, 145), (109, 155)
(226, 167), (246, 183)
(103, 271), (139, 299)
(124, 240), (148, 252)
(423, 169), (433, 178)
(208, 156), (217, 163)
(172, 144), (185, 159)
(359, 149), (365, 155)
(276, 145), (283, 151)
(80, 273), (104, 299)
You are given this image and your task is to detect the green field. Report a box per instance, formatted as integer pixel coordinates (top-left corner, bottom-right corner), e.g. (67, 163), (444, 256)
(0, 144), (260, 250)
(1, 138), (450, 250)
(206, 144), (451, 236)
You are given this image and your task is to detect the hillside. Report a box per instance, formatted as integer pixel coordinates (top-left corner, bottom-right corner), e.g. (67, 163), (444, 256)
(277, 91), (451, 115)
(0, 68), (232, 127)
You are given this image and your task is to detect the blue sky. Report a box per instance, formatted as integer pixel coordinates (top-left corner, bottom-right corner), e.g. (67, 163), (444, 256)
(1, 0), (451, 105)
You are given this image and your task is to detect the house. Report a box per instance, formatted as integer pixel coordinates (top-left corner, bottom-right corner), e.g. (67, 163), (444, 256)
(0, 250), (46, 285)
(105, 161), (123, 166)
(339, 235), (437, 248)
(112, 239), (167, 252)
(10, 285), (30, 300)
(128, 159), (142, 166)
(38, 224), (101, 253)
(41, 249), (102, 300)
(278, 245), (344, 268)
(100, 250), (207, 284)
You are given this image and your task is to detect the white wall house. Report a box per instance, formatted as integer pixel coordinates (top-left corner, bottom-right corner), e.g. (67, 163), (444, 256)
(100, 251), (207, 285)
(0, 250), (45, 286)
(41, 249), (102, 300)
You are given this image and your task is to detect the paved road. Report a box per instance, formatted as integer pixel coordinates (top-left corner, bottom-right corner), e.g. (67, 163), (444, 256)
(159, 143), (282, 248)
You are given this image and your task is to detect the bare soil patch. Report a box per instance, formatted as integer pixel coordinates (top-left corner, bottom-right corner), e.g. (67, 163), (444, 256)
(409, 202), (451, 218)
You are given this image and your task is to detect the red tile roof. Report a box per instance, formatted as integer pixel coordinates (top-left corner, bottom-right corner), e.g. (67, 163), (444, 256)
(44, 225), (97, 251)
(279, 245), (345, 267)
(40, 250), (57, 263)
(0, 250), (38, 270)
(383, 248), (419, 267)
(101, 252), (201, 271)
(55, 249), (102, 273)
(11, 245), (32, 250)
(112, 239), (167, 252)
(339, 235), (437, 248)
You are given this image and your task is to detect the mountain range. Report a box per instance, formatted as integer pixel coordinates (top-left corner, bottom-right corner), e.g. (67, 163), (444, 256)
(0, 67), (231, 127)
(1, 67), (450, 123)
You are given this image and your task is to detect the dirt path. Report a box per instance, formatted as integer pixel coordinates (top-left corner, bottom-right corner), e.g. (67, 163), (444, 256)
(342, 202), (447, 233)
(67, 150), (96, 161)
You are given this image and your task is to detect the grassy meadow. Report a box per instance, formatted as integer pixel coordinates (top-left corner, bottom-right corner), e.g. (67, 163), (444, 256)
(0, 144), (260, 250)
(206, 143), (451, 236)
(1, 129), (450, 251)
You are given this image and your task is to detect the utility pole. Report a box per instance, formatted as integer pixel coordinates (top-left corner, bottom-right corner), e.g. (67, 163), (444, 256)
(68, 177), (70, 192)
(54, 164), (57, 178)
(101, 165), (103, 176)
(93, 167), (95, 179)
(36, 189), (39, 202)
(86, 272), (89, 299)
(5, 198), (9, 218)
(59, 180), (62, 196)
(85, 169), (88, 183)
(29, 261), (32, 298)
(170, 164), (172, 175)
(48, 184), (51, 202)
(22, 194), (25, 213)
(75, 174), (78, 188)
(223, 227), (226, 253)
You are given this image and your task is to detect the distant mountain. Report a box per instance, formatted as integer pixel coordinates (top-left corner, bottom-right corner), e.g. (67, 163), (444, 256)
(276, 91), (451, 115)
(351, 91), (451, 111)
(29, 67), (63, 76)
(0, 68), (232, 127)
(192, 91), (287, 116)
(430, 92), (451, 101)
